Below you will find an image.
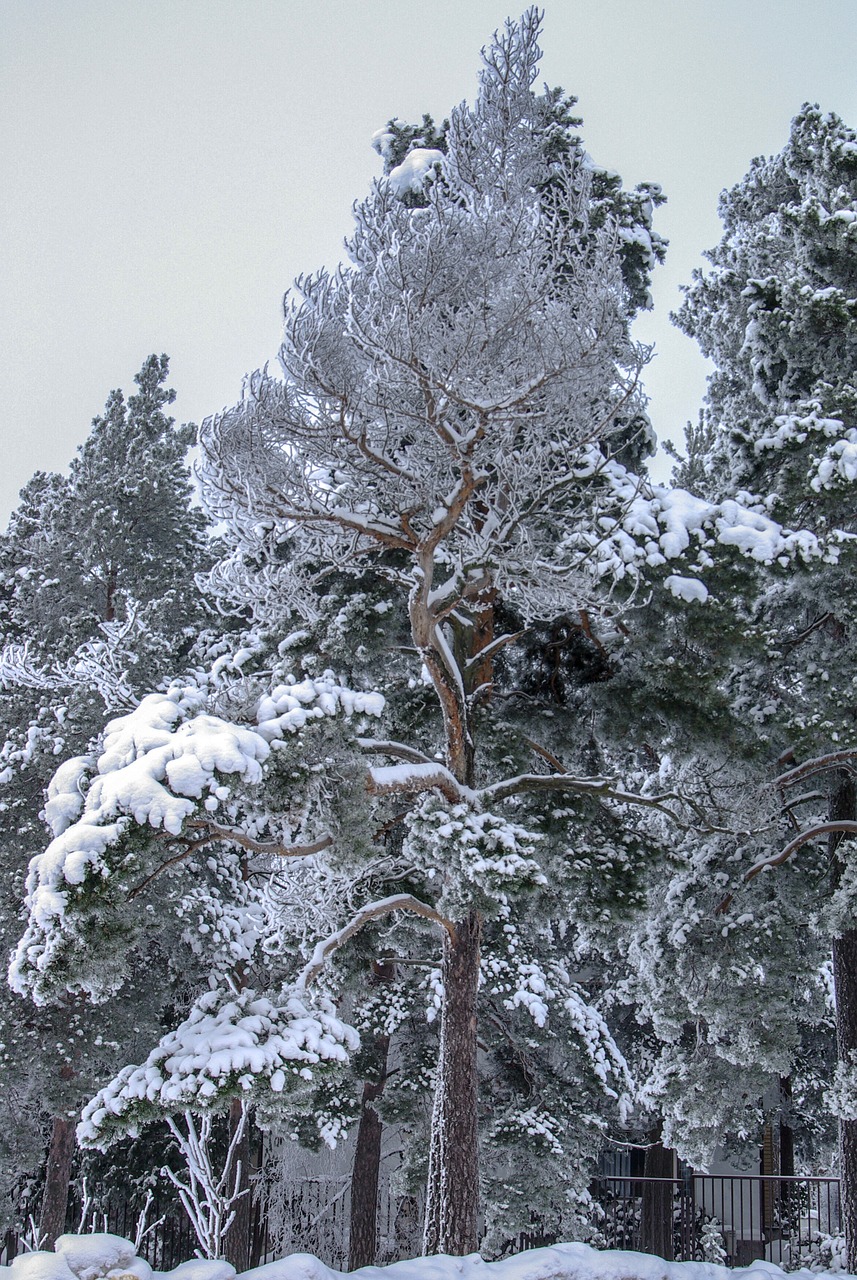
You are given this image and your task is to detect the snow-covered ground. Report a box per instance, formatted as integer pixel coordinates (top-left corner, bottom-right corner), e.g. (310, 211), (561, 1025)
(2, 1237), (854, 1280)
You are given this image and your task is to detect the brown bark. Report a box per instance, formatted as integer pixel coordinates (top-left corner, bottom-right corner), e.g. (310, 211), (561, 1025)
(223, 1098), (251, 1271)
(833, 927), (857, 1269)
(349, 961), (395, 1271)
(779, 1077), (795, 1178)
(38, 1115), (76, 1249)
(830, 772), (857, 1271)
(639, 1131), (674, 1260)
(423, 911), (481, 1256)
(348, 1047), (389, 1270)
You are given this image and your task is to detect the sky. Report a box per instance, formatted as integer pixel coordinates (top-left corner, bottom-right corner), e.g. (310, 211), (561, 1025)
(2, 0), (857, 527)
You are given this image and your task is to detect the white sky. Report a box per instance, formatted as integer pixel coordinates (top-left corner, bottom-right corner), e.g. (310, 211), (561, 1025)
(2, 0), (856, 527)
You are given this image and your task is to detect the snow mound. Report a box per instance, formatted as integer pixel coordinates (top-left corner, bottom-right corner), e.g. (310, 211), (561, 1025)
(5, 1242), (853, 1280)
(157, 1264), (235, 1280)
(55, 1235), (150, 1280)
(8, 1255), (77, 1280)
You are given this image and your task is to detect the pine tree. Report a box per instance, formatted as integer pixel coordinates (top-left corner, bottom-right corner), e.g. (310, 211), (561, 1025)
(0, 355), (213, 1245)
(676, 102), (857, 1261)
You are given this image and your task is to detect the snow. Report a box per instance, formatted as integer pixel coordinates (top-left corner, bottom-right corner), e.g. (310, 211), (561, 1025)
(664, 575), (709, 604)
(9, 669), (383, 999)
(3, 1241), (853, 1280)
(54, 1235), (146, 1280)
(79, 988), (359, 1146)
(386, 148), (445, 197)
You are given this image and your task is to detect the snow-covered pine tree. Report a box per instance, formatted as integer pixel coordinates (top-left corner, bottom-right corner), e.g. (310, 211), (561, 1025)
(675, 103), (857, 1260)
(198, 9), (672, 1254)
(0, 356), (213, 1245)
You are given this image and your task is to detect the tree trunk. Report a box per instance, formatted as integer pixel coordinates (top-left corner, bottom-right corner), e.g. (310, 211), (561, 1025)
(348, 1052), (389, 1270)
(39, 1115), (76, 1249)
(779, 1077), (795, 1178)
(833, 928), (857, 1269)
(423, 911), (481, 1256)
(223, 1099), (251, 1271)
(830, 771), (857, 1270)
(349, 960), (395, 1272)
(639, 1130), (674, 1261)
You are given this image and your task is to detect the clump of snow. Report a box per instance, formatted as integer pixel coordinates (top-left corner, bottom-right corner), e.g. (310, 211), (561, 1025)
(54, 1234), (147, 1280)
(664, 575), (709, 604)
(386, 149), (445, 197)
(79, 987), (359, 1146)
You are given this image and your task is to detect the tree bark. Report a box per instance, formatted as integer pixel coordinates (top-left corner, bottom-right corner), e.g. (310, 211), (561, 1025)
(38, 1115), (76, 1249)
(349, 960), (395, 1271)
(830, 772), (857, 1271)
(223, 1098), (252, 1271)
(423, 911), (481, 1256)
(833, 928), (857, 1269)
(348, 1053), (389, 1270)
(639, 1130), (674, 1261)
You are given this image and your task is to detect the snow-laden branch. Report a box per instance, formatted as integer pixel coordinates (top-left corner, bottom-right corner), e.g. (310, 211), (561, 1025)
(296, 893), (455, 991)
(368, 761), (471, 806)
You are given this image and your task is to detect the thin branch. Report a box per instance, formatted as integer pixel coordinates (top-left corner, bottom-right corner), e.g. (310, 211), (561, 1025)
(186, 820), (333, 859)
(774, 751), (857, 791)
(523, 736), (568, 774)
(357, 738), (437, 767)
(716, 820), (857, 914)
(296, 892), (454, 990)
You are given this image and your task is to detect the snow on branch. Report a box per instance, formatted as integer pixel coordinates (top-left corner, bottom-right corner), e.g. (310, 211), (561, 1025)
(717, 820), (857, 914)
(296, 893), (455, 991)
(774, 749), (857, 791)
(368, 761), (470, 805)
(78, 987), (359, 1147)
(10, 668), (384, 1003)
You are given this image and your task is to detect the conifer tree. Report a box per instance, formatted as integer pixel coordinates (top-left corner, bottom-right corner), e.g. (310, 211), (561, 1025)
(676, 103), (857, 1261)
(0, 355), (212, 1245)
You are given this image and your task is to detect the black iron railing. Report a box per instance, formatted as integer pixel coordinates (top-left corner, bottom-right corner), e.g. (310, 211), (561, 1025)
(591, 1174), (842, 1269)
(1, 1174), (843, 1271)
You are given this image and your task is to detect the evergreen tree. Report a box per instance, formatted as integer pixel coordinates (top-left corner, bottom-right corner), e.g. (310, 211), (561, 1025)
(0, 355), (213, 1244)
(675, 102), (857, 1260)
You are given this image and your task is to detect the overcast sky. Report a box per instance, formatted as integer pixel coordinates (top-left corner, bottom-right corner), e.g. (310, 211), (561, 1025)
(2, 0), (856, 527)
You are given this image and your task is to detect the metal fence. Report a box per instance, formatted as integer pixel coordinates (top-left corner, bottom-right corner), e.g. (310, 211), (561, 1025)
(591, 1174), (842, 1269)
(1, 1175), (843, 1271)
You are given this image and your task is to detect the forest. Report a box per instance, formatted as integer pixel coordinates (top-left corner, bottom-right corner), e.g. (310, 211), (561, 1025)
(1, 8), (857, 1277)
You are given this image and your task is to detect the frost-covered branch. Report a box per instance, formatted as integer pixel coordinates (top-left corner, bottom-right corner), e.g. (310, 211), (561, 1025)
(162, 1107), (249, 1260)
(368, 761), (469, 805)
(296, 893), (455, 991)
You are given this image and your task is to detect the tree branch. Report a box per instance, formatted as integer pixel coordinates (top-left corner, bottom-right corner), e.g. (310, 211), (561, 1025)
(296, 893), (454, 990)
(716, 820), (857, 914)
(357, 738), (437, 767)
(185, 821), (333, 859)
(774, 751), (857, 791)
